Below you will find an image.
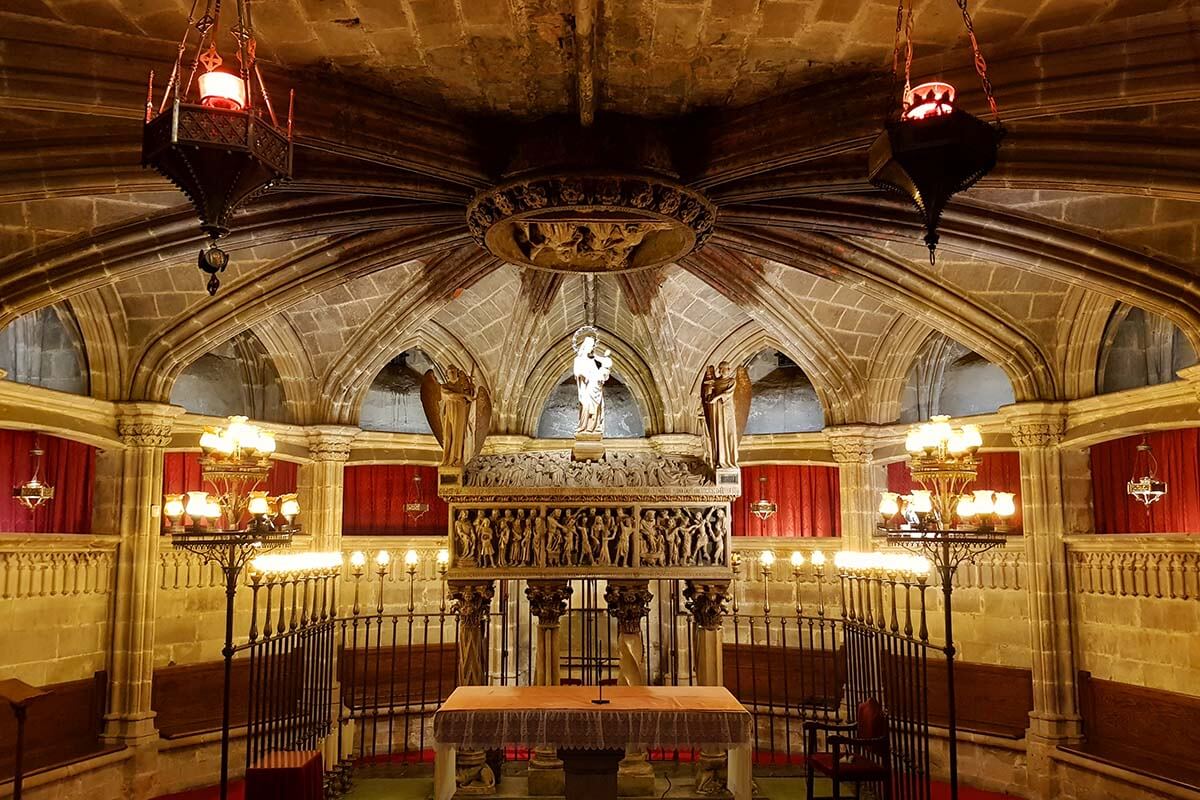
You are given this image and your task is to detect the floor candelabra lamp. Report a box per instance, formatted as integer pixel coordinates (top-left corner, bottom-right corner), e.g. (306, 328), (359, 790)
(163, 416), (300, 800)
(876, 415), (1014, 800)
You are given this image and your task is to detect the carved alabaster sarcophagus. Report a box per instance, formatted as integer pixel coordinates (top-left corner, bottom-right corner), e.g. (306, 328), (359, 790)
(440, 450), (739, 580)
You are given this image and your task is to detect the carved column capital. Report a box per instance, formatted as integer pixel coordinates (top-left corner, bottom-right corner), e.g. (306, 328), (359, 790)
(525, 581), (573, 626)
(825, 426), (878, 464)
(449, 580), (495, 627)
(684, 580), (731, 631)
(1002, 404), (1067, 449)
(306, 425), (359, 462)
(0, 367), (7, 380)
(604, 580), (653, 635)
(115, 402), (184, 447)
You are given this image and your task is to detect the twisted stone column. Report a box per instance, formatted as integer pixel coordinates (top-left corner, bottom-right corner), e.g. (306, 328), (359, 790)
(449, 580), (497, 795)
(300, 426), (358, 552)
(827, 427), (883, 551)
(526, 581), (573, 795)
(604, 580), (655, 797)
(104, 403), (182, 745)
(685, 581), (732, 795)
(1003, 404), (1082, 798)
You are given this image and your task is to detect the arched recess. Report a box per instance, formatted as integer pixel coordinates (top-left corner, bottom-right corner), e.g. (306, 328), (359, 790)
(536, 372), (647, 439)
(0, 302), (89, 396)
(742, 349), (825, 434)
(1096, 303), (1199, 395)
(350, 323), (484, 431)
(167, 330), (290, 423)
(360, 348), (438, 434)
(898, 333), (1016, 423)
(517, 331), (664, 438)
(253, 315), (320, 425)
(1062, 292), (1118, 400)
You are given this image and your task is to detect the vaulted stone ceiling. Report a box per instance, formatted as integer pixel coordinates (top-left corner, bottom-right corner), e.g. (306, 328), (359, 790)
(0, 1), (1197, 433)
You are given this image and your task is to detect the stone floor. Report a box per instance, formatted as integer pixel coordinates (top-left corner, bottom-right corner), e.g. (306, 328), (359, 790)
(342, 775), (854, 799)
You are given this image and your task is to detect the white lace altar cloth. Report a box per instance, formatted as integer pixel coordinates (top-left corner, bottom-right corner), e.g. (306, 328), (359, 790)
(433, 686), (752, 750)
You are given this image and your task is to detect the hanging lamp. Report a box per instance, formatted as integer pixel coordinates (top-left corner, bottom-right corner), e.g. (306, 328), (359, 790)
(404, 470), (430, 520)
(1127, 436), (1167, 506)
(142, 0), (294, 296)
(12, 438), (55, 511)
(868, 0), (1003, 263)
(749, 474), (778, 522)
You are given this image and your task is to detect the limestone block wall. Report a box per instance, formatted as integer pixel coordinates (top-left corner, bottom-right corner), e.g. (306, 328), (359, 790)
(1068, 536), (1200, 695)
(0, 534), (115, 684)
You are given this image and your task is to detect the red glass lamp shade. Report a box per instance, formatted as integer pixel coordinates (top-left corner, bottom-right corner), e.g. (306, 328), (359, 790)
(903, 81), (956, 121)
(198, 70), (247, 111)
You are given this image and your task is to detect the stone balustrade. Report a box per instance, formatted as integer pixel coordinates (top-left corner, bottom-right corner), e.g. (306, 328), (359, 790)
(1067, 535), (1200, 600)
(0, 533), (117, 599)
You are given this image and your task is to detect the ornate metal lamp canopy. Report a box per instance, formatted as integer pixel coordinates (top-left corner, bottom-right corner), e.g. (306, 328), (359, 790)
(868, 0), (1003, 263)
(1127, 437), (1167, 506)
(12, 440), (54, 511)
(749, 474), (778, 522)
(142, 0), (294, 296)
(163, 415), (299, 566)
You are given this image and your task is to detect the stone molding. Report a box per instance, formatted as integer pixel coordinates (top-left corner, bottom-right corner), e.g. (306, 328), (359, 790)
(115, 402), (184, 448)
(1002, 404), (1068, 449)
(683, 580), (731, 631)
(825, 426), (878, 464)
(525, 581), (573, 625)
(603, 580), (653, 635)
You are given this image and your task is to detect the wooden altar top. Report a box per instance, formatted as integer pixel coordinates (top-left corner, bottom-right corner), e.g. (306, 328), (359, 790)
(433, 686), (752, 750)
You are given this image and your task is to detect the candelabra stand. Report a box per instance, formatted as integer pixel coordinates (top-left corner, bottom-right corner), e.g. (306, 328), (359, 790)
(882, 528), (1008, 800)
(171, 524), (292, 800)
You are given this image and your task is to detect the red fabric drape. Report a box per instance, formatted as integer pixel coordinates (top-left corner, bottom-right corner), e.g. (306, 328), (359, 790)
(162, 452), (299, 497)
(0, 429), (95, 534)
(1090, 429), (1200, 534)
(733, 464), (840, 537)
(887, 452), (1023, 532)
(342, 465), (447, 536)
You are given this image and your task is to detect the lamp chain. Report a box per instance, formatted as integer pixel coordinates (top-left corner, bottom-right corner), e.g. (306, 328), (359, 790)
(955, 0), (1001, 122)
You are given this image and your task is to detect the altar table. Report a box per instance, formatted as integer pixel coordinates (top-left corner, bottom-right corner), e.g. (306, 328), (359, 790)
(432, 685), (753, 800)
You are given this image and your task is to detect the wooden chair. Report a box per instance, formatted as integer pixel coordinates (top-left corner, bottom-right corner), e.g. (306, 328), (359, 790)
(804, 697), (891, 800)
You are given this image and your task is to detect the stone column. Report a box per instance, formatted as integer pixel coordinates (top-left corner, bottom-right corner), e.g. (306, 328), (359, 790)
(827, 426), (882, 551)
(1003, 404), (1082, 797)
(300, 426), (358, 552)
(684, 581), (732, 795)
(449, 580), (497, 795)
(604, 580), (655, 797)
(104, 402), (183, 746)
(526, 581), (573, 795)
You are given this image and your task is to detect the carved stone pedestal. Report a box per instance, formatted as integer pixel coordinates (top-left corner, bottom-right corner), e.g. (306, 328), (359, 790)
(616, 752), (656, 797)
(453, 748), (496, 796)
(713, 467), (741, 490)
(439, 466), (464, 488)
(573, 431), (604, 461)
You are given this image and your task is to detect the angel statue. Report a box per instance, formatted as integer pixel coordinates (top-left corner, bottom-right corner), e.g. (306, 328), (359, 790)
(420, 365), (492, 468)
(701, 361), (751, 469)
(573, 327), (613, 435)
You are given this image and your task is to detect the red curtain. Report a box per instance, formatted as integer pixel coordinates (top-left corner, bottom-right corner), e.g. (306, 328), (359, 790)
(0, 429), (95, 534)
(733, 464), (840, 538)
(887, 452), (1023, 531)
(1090, 429), (1200, 534)
(162, 452), (299, 497)
(343, 465), (447, 536)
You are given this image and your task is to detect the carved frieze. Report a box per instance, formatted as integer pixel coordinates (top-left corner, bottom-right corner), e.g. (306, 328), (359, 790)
(448, 502), (731, 578)
(464, 450), (710, 489)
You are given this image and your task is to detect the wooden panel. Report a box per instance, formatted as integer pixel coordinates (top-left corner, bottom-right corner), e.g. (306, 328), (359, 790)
(723, 643), (844, 710)
(923, 659), (1033, 738)
(0, 672), (111, 777)
(153, 659), (252, 738)
(1069, 672), (1200, 789)
(338, 643), (458, 709)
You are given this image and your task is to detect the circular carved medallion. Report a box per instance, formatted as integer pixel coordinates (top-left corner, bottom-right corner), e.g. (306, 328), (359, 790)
(467, 174), (716, 274)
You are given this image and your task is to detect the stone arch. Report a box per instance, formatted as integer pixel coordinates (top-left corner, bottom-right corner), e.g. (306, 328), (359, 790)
(0, 302), (89, 396)
(67, 287), (126, 401)
(864, 315), (936, 425)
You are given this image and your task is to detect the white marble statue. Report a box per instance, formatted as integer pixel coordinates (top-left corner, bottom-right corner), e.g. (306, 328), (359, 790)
(573, 329), (613, 435)
(701, 361), (751, 469)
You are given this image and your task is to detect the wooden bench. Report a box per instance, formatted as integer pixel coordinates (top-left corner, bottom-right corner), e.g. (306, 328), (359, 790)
(0, 671), (113, 777)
